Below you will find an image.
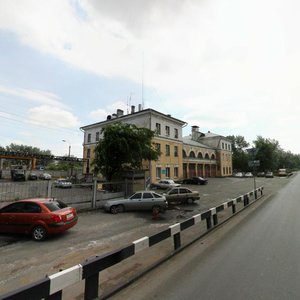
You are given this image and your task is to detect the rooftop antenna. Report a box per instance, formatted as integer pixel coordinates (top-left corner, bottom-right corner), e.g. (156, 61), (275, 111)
(141, 51), (144, 109)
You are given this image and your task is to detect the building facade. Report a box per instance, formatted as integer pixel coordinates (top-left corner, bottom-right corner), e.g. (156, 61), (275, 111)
(80, 107), (233, 183)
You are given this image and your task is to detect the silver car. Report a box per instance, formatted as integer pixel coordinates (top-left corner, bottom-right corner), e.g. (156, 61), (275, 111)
(104, 191), (168, 214)
(150, 179), (181, 190)
(54, 178), (72, 189)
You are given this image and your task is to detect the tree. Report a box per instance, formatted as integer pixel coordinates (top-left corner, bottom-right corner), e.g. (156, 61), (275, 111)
(5, 143), (52, 156)
(253, 136), (280, 172)
(226, 135), (250, 171)
(92, 123), (160, 181)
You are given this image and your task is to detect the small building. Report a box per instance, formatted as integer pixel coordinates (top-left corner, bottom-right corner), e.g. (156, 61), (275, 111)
(80, 107), (232, 183)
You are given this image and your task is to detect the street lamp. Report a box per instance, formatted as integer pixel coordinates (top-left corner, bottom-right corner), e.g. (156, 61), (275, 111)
(62, 140), (71, 157)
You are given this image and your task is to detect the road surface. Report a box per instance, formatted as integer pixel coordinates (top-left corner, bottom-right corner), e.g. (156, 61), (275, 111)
(111, 173), (300, 300)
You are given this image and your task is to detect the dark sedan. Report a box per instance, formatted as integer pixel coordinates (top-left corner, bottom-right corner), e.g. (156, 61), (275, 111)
(182, 176), (208, 185)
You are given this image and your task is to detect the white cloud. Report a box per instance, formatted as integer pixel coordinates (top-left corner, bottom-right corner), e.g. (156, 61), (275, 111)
(0, 85), (64, 107)
(1, 0), (300, 152)
(28, 105), (80, 129)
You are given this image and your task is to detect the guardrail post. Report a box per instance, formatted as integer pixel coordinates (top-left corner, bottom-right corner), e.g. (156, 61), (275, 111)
(206, 217), (212, 230)
(84, 273), (99, 300)
(213, 214), (218, 226)
(254, 190), (257, 199)
(47, 290), (62, 300)
(173, 232), (181, 250)
(232, 204), (236, 214)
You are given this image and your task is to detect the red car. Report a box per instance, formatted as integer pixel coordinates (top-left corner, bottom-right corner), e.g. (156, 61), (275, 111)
(0, 198), (78, 241)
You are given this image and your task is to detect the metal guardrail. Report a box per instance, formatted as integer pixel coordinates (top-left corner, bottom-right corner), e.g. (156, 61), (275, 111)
(0, 187), (264, 300)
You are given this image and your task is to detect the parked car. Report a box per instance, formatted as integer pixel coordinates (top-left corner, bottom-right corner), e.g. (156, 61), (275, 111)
(104, 191), (168, 214)
(182, 176), (208, 185)
(0, 198), (78, 241)
(163, 187), (200, 204)
(39, 173), (52, 180)
(54, 178), (72, 188)
(265, 171), (274, 178)
(244, 172), (253, 178)
(256, 172), (265, 177)
(150, 180), (180, 190)
(278, 168), (287, 176)
(28, 172), (38, 180)
(233, 172), (244, 178)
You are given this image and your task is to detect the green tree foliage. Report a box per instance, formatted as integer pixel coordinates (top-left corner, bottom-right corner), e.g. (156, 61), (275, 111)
(226, 135), (250, 171)
(253, 136), (280, 172)
(92, 123), (160, 180)
(5, 143), (52, 156)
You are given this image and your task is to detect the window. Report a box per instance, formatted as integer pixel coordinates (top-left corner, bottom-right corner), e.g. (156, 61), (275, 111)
(96, 132), (100, 142)
(166, 145), (170, 156)
(205, 153), (210, 159)
(24, 203), (41, 213)
(222, 142), (224, 149)
(166, 167), (170, 178)
(156, 123), (161, 134)
(165, 126), (170, 136)
(174, 128), (178, 138)
(228, 144), (231, 151)
(182, 150), (187, 158)
(174, 166), (178, 177)
(211, 154), (216, 160)
(143, 192), (153, 199)
(87, 149), (91, 158)
(155, 143), (161, 152)
(174, 146), (178, 157)
(169, 189), (178, 195)
(0, 202), (25, 213)
(87, 133), (91, 143)
(130, 193), (142, 199)
(189, 151), (196, 158)
(156, 167), (161, 179)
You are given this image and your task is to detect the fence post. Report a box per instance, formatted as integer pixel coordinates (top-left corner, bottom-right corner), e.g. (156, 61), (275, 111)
(84, 273), (99, 300)
(91, 179), (97, 208)
(47, 181), (52, 198)
(254, 189), (257, 199)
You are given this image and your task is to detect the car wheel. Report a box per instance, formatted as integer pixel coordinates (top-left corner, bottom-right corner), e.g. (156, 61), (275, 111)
(187, 198), (194, 204)
(117, 204), (125, 213)
(32, 225), (47, 241)
(110, 205), (119, 214)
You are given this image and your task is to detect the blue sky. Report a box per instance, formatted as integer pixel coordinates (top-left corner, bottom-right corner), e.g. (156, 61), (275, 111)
(1, 0), (300, 157)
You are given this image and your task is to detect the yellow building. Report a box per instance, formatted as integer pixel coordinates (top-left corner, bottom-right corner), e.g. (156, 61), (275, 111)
(80, 107), (232, 183)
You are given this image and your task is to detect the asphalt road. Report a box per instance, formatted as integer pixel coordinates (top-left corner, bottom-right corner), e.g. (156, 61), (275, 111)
(0, 175), (291, 297)
(111, 173), (300, 300)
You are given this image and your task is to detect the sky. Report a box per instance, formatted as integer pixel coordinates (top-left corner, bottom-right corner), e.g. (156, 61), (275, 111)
(1, 0), (300, 157)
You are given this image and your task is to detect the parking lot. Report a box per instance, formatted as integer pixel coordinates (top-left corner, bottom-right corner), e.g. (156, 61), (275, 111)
(0, 175), (292, 296)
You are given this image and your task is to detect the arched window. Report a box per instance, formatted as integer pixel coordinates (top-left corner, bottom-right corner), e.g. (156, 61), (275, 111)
(205, 153), (210, 159)
(198, 152), (203, 159)
(182, 150), (187, 158)
(211, 154), (216, 160)
(189, 151), (196, 158)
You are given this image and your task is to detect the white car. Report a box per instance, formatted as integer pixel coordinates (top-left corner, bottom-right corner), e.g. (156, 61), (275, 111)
(150, 179), (181, 190)
(54, 178), (72, 188)
(39, 173), (52, 180)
